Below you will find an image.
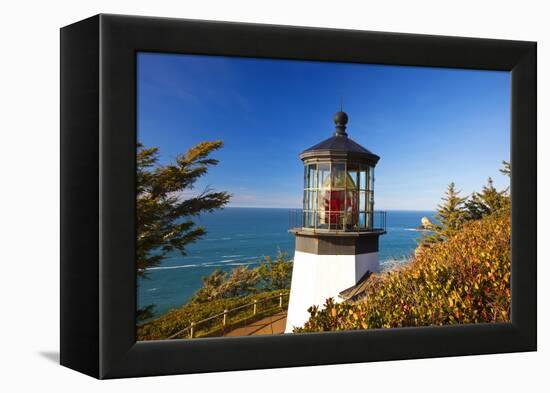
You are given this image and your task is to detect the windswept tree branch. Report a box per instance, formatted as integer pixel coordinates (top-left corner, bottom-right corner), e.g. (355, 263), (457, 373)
(137, 141), (230, 280)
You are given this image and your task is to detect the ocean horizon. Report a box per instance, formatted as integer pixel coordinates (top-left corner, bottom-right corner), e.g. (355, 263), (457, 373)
(138, 207), (436, 319)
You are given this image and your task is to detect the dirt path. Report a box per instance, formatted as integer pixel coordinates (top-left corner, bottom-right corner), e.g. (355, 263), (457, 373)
(224, 310), (287, 336)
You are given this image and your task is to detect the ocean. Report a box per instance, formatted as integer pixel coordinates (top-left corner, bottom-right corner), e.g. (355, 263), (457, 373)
(138, 208), (435, 318)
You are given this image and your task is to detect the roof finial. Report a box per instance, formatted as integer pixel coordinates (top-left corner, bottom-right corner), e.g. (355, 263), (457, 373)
(340, 97), (343, 112)
(333, 109), (348, 137)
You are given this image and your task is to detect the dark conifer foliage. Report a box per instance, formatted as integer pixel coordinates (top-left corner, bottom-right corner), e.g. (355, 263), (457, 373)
(136, 142), (230, 319)
(137, 141), (230, 276)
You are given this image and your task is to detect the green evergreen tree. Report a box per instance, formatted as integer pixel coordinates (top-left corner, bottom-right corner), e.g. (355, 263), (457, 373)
(435, 182), (468, 239)
(423, 182), (467, 245)
(465, 177), (509, 220)
(137, 141), (230, 319)
(500, 160), (511, 178)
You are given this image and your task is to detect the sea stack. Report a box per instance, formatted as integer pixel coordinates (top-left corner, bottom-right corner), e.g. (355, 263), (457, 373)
(285, 111), (386, 333)
(419, 216), (434, 230)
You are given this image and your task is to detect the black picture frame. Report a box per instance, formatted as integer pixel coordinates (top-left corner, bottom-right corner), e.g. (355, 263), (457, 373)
(60, 14), (536, 379)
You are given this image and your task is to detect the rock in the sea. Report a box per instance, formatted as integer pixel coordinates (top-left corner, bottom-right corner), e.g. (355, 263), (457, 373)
(415, 216), (434, 231)
(421, 216), (433, 229)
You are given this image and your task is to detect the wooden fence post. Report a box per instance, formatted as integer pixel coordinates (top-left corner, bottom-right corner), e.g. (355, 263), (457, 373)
(279, 292), (283, 308)
(190, 322), (195, 339)
(253, 300), (257, 315)
(223, 309), (228, 326)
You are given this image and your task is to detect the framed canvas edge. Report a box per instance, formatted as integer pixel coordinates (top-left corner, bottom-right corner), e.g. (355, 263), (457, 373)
(60, 13), (537, 379)
(60, 14), (101, 378)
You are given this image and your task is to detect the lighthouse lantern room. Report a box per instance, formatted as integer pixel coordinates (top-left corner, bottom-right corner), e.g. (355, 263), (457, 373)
(285, 111), (386, 333)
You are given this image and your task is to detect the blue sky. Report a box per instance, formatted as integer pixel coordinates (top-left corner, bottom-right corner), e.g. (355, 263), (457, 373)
(137, 53), (510, 210)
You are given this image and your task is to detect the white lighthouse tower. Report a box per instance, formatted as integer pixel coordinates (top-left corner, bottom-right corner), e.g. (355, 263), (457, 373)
(285, 111), (386, 333)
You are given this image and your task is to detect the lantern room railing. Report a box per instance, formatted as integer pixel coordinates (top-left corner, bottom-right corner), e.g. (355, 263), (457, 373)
(289, 210), (387, 233)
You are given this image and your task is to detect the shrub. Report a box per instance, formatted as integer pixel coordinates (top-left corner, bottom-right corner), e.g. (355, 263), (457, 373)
(191, 252), (293, 303)
(138, 289), (289, 340)
(192, 265), (261, 303)
(296, 213), (510, 332)
(258, 250), (293, 291)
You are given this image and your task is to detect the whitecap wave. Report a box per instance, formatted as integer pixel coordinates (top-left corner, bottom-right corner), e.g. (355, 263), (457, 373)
(145, 256), (262, 271)
(146, 264), (201, 271)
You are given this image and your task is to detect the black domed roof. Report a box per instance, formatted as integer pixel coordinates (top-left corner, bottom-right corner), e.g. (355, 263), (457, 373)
(300, 112), (380, 165)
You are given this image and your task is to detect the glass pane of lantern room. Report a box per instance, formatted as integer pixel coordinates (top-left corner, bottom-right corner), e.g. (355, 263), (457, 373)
(360, 169), (367, 190)
(359, 191), (366, 212)
(331, 212), (344, 230)
(369, 166), (375, 190)
(367, 192), (374, 230)
(347, 166), (359, 189)
(318, 188), (330, 211)
(331, 190), (345, 214)
(366, 211), (372, 230)
(308, 211), (315, 228)
(317, 163), (331, 190)
(368, 190), (374, 212)
(316, 211), (329, 230)
(301, 193), (308, 228)
(307, 164), (316, 189)
(331, 163), (346, 189)
(317, 189), (330, 229)
(345, 189), (358, 229)
(359, 212), (366, 229)
(308, 190), (316, 211)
